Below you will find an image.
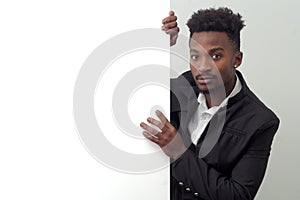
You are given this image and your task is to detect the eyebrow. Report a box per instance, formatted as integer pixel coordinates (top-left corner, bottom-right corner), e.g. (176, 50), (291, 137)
(190, 47), (224, 54)
(209, 47), (224, 53)
(190, 49), (199, 53)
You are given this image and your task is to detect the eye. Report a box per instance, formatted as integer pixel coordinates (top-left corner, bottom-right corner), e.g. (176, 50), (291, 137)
(212, 54), (221, 60)
(191, 55), (199, 60)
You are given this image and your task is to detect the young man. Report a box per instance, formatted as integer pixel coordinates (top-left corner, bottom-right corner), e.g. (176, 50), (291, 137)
(140, 7), (279, 200)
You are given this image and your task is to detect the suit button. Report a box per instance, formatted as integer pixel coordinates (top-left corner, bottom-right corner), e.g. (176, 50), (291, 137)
(194, 192), (199, 196)
(185, 187), (191, 192)
(178, 181), (184, 186)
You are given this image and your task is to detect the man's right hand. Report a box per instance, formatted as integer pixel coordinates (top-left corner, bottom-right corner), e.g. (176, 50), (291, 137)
(162, 11), (179, 46)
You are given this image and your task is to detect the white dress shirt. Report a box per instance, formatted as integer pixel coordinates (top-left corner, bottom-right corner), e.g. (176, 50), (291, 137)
(188, 75), (242, 145)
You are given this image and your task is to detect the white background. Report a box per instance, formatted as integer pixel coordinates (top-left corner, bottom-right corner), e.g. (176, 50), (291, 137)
(0, 0), (169, 200)
(171, 0), (300, 199)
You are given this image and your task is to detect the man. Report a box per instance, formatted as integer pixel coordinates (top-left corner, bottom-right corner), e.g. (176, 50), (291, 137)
(140, 7), (279, 200)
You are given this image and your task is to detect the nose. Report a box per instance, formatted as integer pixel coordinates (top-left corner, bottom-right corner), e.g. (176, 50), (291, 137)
(195, 56), (214, 73)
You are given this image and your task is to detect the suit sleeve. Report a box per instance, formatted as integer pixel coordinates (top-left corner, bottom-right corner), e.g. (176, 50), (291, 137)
(171, 119), (279, 200)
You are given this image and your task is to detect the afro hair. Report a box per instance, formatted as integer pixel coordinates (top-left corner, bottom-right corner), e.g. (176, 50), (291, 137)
(187, 7), (245, 50)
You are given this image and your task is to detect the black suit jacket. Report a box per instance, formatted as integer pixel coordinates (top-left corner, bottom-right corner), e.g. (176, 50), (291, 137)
(170, 70), (280, 200)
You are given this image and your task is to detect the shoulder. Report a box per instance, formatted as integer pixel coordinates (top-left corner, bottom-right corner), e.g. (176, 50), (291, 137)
(228, 71), (280, 133)
(245, 88), (279, 131)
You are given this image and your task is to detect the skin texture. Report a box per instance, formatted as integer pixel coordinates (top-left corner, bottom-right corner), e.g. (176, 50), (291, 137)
(140, 110), (186, 159)
(161, 11), (179, 46)
(190, 31), (243, 107)
(141, 12), (243, 159)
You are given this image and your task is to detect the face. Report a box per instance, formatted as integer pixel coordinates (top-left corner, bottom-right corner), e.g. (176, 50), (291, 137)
(189, 32), (242, 95)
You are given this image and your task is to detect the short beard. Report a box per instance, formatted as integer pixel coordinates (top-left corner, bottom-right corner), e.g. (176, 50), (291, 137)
(195, 75), (210, 94)
(198, 88), (210, 94)
(197, 84), (220, 95)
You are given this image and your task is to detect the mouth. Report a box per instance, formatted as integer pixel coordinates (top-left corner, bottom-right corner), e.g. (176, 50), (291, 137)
(195, 75), (214, 84)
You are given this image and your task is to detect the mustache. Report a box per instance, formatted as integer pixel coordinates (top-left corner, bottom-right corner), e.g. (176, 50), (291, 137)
(195, 74), (214, 80)
(195, 75), (202, 80)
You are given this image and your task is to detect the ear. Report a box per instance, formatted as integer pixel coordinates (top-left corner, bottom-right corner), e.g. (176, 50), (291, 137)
(233, 51), (243, 69)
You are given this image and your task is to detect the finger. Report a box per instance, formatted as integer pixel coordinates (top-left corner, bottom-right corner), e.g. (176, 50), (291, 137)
(155, 110), (168, 125)
(143, 131), (160, 144)
(156, 110), (175, 129)
(147, 117), (164, 130)
(140, 122), (160, 135)
(162, 15), (177, 24)
(163, 21), (177, 29)
(169, 10), (174, 16)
